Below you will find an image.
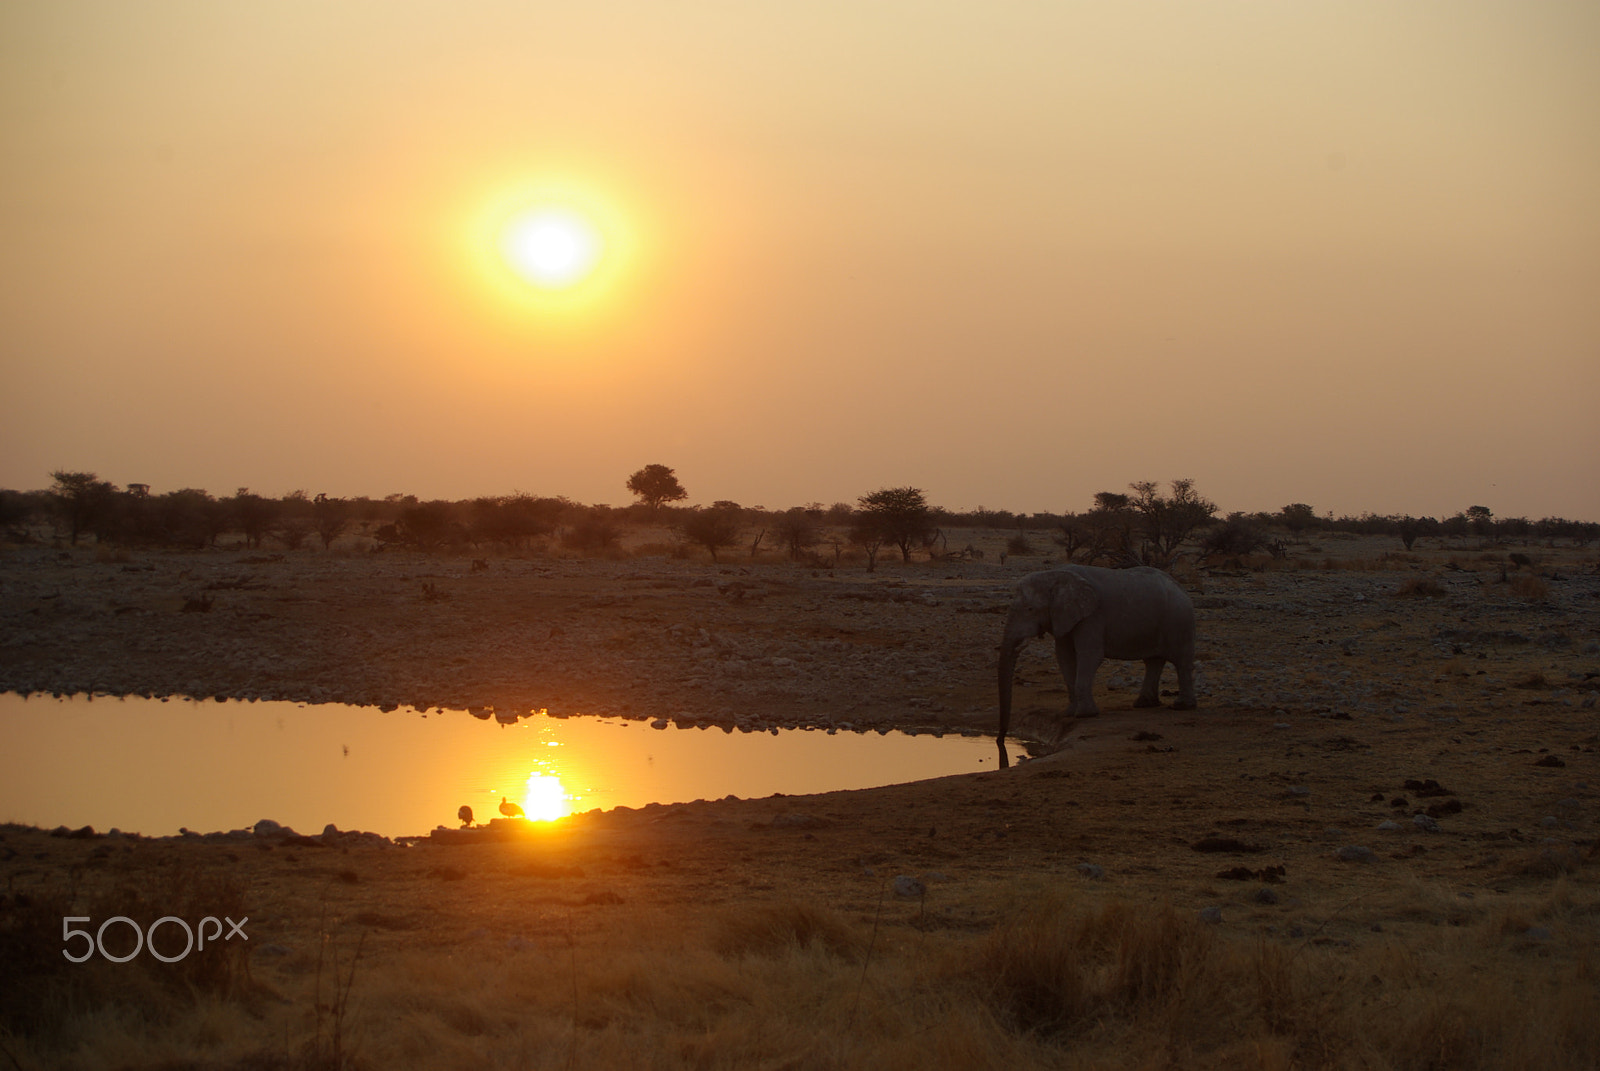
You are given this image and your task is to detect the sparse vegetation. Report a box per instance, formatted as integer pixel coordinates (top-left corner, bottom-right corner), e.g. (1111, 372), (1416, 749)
(6, 471), (1596, 559)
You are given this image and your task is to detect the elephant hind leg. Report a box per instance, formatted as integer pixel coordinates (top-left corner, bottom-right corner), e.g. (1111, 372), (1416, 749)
(1172, 657), (1198, 710)
(1133, 657), (1165, 708)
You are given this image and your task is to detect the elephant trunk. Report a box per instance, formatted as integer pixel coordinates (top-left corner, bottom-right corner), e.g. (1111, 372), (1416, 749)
(996, 634), (1024, 768)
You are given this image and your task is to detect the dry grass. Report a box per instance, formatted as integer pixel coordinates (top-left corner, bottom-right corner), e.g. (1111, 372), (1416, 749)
(9, 880), (1598, 1071)
(1395, 577), (1447, 598)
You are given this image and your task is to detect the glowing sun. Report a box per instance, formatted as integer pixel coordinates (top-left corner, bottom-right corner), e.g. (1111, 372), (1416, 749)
(519, 773), (571, 822)
(499, 207), (603, 290)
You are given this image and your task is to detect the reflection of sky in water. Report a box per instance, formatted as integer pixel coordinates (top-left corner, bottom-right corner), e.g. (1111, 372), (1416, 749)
(0, 693), (998, 837)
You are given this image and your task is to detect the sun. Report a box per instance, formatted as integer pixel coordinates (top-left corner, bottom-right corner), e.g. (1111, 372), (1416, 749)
(466, 181), (637, 325)
(519, 773), (571, 822)
(499, 206), (603, 290)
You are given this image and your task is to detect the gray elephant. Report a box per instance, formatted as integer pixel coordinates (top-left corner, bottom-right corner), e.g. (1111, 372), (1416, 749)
(997, 565), (1196, 766)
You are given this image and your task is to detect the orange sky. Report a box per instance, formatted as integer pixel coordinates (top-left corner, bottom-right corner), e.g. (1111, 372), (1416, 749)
(2, 2), (1596, 520)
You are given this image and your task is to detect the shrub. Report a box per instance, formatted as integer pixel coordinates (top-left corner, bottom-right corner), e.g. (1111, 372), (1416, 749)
(561, 514), (621, 553)
(1006, 533), (1034, 556)
(959, 897), (1217, 1037)
(1509, 574), (1549, 600)
(773, 507), (822, 560)
(1201, 514), (1268, 558)
(1396, 578), (1447, 598)
(678, 506), (742, 562)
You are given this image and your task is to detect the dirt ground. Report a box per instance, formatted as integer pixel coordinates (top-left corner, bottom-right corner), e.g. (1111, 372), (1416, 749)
(2, 531), (1598, 1068)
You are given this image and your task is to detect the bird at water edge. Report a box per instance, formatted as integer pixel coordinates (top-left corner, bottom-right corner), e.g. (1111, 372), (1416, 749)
(500, 796), (525, 819)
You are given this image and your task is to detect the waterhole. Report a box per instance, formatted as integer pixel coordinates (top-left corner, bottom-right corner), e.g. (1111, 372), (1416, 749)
(0, 692), (997, 837)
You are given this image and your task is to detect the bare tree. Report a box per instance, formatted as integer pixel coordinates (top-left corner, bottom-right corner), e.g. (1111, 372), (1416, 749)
(1054, 513), (1089, 560)
(1129, 479), (1217, 560)
(774, 506), (822, 560)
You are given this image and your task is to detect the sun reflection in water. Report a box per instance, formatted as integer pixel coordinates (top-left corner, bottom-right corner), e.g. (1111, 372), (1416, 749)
(520, 772), (571, 822)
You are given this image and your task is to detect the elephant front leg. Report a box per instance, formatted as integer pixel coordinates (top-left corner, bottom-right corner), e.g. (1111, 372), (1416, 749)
(1053, 635), (1079, 716)
(1134, 657), (1166, 708)
(1065, 633), (1103, 717)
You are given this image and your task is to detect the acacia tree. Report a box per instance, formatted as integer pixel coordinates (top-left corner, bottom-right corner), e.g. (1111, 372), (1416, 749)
(626, 464), (688, 511)
(313, 493), (352, 550)
(847, 514), (885, 573)
(231, 488), (280, 549)
(1054, 513), (1089, 560)
(679, 504), (741, 562)
(774, 506), (821, 560)
(856, 486), (933, 563)
(49, 470), (117, 545)
(1081, 491), (1138, 563)
(1129, 479), (1217, 560)
(1279, 503), (1317, 534)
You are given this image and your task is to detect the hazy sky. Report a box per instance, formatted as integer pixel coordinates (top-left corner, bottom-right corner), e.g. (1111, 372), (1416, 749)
(3, 2), (1596, 520)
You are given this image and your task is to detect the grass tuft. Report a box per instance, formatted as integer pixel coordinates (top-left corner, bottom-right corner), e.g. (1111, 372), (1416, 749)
(711, 901), (865, 960)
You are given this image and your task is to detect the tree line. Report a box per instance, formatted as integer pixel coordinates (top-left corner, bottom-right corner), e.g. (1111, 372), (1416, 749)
(1, 467), (1593, 564)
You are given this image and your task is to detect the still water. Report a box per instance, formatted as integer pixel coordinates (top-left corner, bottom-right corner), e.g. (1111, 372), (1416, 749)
(0, 693), (997, 838)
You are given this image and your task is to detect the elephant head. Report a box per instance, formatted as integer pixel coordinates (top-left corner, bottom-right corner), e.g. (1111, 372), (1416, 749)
(996, 570), (1098, 767)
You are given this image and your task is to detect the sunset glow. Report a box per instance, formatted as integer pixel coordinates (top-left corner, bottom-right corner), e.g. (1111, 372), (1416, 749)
(0, 4), (1595, 517)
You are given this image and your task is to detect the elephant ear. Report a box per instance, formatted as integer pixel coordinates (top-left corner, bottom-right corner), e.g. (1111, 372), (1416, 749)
(1049, 572), (1099, 633)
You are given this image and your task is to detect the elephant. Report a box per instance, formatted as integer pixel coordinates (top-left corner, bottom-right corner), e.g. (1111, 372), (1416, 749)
(997, 565), (1196, 767)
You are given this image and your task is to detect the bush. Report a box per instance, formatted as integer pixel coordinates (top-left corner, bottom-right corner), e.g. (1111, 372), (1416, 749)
(679, 506), (742, 562)
(1509, 574), (1549, 600)
(1201, 514), (1268, 558)
(561, 513), (621, 553)
(1396, 578), (1447, 598)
